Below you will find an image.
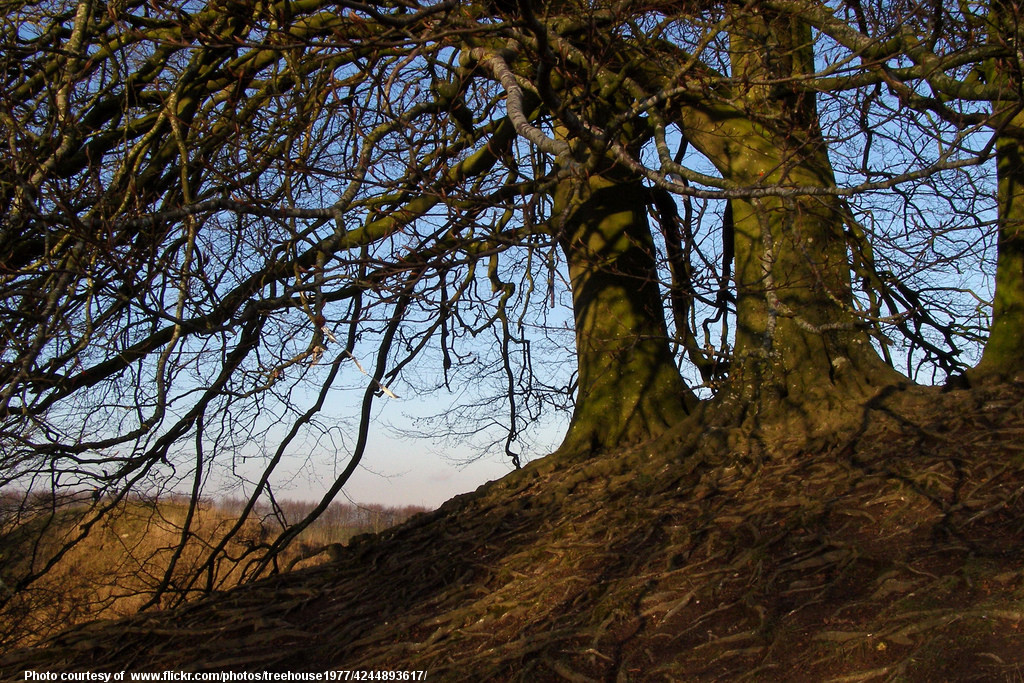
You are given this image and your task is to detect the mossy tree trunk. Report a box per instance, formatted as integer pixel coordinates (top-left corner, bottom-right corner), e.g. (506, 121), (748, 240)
(555, 169), (696, 454)
(977, 118), (1024, 379)
(682, 9), (904, 414)
(974, 0), (1024, 381)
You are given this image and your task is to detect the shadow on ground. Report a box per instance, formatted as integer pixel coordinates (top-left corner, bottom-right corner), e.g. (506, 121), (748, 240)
(4, 382), (1024, 681)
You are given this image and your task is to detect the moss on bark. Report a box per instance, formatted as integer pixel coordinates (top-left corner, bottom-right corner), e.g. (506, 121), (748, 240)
(555, 171), (696, 455)
(973, 113), (1024, 380)
(965, 0), (1024, 381)
(680, 10), (904, 413)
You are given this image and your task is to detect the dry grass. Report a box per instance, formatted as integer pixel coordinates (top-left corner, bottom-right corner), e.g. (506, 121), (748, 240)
(0, 497), (428, 650)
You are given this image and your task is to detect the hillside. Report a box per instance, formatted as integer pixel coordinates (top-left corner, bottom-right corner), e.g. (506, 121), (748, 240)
(4, 381), (1024, 681)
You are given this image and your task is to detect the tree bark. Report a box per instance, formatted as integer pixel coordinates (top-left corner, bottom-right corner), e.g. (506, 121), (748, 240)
(681, 9), (904, 412)
(555, 170), (696, 454)
(976, 116), (1024, 380)
(974, 0), (1024, 380)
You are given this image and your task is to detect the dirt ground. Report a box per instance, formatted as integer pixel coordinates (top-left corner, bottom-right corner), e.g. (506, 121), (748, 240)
(4, 380), (1024, 681)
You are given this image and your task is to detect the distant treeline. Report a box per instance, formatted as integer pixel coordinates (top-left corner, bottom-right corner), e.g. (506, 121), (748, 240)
(215, 496), (431, 541)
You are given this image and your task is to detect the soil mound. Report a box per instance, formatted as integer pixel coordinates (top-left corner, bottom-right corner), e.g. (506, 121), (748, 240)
(4, 382), (1024, 681)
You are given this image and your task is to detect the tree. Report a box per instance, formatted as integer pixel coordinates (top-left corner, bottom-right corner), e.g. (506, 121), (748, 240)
(974, 0), (1024, 379)
(0, 0), (1015, 639)
(677, 8), (906, 414)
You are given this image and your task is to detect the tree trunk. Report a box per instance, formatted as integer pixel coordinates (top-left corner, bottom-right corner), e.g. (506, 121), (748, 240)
(682, 9), (904, 414)
(725, 190), (899, 407)
(974, 2), (1024, 381)
(976, 117), (1024, 380)
(555, 171), (696, 454)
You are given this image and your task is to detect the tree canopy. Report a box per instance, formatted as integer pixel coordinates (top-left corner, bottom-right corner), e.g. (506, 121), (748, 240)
(1, 0), (1022, 632)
